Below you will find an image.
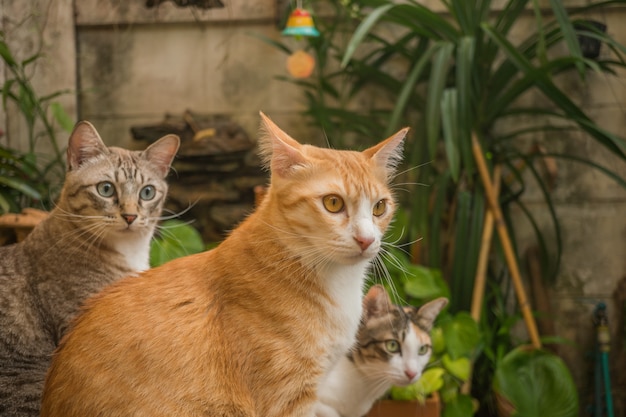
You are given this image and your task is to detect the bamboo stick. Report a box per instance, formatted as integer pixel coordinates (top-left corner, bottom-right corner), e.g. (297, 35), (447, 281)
(469, 164), (501, 322)
(471, 134), (542, 349)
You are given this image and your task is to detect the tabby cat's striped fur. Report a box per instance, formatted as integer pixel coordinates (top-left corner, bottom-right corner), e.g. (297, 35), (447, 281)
(41, 113), (407, 417)
(0, 121), (179, 416)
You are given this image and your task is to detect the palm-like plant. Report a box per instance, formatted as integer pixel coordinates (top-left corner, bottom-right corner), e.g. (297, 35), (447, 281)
(264, 1), (626, 415)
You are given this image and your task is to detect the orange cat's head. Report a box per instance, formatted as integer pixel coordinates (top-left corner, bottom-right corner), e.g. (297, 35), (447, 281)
(256, 112), (408, 268)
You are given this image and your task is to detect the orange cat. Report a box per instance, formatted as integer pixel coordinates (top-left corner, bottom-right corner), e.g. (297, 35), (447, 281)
(41, 112), (408, 417)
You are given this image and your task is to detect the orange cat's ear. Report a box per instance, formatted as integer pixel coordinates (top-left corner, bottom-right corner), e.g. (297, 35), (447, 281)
(363, 128), (408, 178)
(67, 121), (108, 171)
(144, 134), (180, 177)
(258, 111), (306, 177)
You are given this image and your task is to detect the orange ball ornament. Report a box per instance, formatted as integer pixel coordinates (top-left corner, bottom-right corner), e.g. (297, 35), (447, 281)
(286, 50), (315, 79)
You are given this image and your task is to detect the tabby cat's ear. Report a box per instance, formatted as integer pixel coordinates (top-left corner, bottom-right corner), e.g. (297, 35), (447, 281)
(363, 128), (409, 178)
(363, 285), (393, 319)
(67, 121), (108, 171)
(413, 297), (448, 332)
(257, 111), (306, 177)
(143, 134), (180, 178)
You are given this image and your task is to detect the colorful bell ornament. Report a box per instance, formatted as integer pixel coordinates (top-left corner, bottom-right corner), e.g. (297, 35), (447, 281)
(282, 7), (320, 37)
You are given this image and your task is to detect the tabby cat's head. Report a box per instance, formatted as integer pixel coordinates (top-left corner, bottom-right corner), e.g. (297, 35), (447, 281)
(257, 112), (408, 267)
(58, 121), (179, 239)
(350, 285), (448, 386)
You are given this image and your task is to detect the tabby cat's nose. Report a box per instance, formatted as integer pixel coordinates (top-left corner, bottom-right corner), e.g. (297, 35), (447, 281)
(405, 369), (417, 380)
(122, 214), (138, 225)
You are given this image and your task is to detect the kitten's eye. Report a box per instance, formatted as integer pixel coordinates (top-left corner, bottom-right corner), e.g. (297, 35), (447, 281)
(96, 182), (115, 198)
(323, 194), (345, 213)
(418, 345), (431, 356)
(384, 340), (400, 353)
(140, 185), (156, 201)
(373, 199), (387, 217)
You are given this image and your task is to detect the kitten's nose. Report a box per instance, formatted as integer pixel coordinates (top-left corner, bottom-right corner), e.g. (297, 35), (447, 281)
(122, 214), (138, 225)
(405, 369), (417, 381)
(354, 235), (374, 251)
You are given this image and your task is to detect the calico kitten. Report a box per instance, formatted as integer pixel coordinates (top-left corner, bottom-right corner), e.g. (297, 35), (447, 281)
(0, 121), (179, 416)
(41, 113), (408, 417)
(316, 285), (448, 417)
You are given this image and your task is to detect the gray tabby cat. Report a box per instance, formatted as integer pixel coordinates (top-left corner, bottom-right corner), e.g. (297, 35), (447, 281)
(316, 285), (448, 417)
(0, 121), (179, 416)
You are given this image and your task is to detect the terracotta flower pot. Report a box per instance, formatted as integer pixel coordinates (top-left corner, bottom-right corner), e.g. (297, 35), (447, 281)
(367, 393), (441, 417)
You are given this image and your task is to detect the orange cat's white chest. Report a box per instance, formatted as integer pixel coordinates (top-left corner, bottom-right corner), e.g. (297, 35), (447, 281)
(320, 262), (369, 370)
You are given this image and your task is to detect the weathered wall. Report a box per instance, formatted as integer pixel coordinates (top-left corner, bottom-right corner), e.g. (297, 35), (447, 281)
(2, 0), (625, 409)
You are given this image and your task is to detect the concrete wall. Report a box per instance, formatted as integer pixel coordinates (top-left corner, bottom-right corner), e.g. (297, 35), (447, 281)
(2, 0), (625, 409)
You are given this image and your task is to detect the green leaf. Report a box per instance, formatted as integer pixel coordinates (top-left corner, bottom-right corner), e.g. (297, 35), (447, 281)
(426, 42), (454, 159)
(385, 42), (438, 136)
(0, 39), (17, 67)
(247, 31), (292, 55)
(442, 354), (471, 381)
(442, 394), (475, 417)
(493, 347), (579, 417)
(440, 312), (480, 359)
(50, 102), (75, 132)
(341, 3), (395, 68)
(403, 265), (450, 301)
(0, 176), (42, 200)
(441, 88), (460, 181)
(149, 220), (205, 267)
(548, 0), (584, 77)
(390, 367), (446, 401)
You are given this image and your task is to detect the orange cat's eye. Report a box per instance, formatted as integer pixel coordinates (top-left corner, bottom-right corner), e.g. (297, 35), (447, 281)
(323, 194), (345, 213)
(373, 199), (387, 217)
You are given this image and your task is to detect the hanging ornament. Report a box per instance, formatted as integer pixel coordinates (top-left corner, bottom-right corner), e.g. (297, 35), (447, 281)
(282, 5), (320, 38)
(286, 49), (315, 79)
(282, 1), (319, 78)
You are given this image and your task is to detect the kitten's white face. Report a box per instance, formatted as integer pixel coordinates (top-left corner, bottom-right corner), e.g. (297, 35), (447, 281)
(376, 324), (433, 386)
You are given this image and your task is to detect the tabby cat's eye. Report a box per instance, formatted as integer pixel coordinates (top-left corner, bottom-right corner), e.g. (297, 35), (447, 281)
(140, 185), (156, 201)
(323, 194), (345, 213)
(384, 340), (400, 353)
(418, 345), (430, 355)
(373, 199), (386, 217)
(97, 181), (115, 197)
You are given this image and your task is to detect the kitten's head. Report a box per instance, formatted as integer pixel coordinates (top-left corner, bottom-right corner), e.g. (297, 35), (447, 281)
(257, 112), (407, 266)
(351, 285), (448, 386)
(59, 121), (179, 239)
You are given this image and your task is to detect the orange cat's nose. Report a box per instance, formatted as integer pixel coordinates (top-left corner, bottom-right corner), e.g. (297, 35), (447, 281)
(122, 214), (138, 225)
(354, 236), (374, 251)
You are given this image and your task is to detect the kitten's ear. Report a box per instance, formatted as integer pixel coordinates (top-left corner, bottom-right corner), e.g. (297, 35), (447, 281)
(363, 128), (408, 178)
(67, 121), (108, 171)
(363, 285), (393, 319)
(414, 297), (448, 332)
(258, 111), (306, 177)
(143, 134), (180, 177)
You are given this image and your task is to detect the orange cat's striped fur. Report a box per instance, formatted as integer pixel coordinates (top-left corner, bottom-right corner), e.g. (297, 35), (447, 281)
(42, 113), (408, 417)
